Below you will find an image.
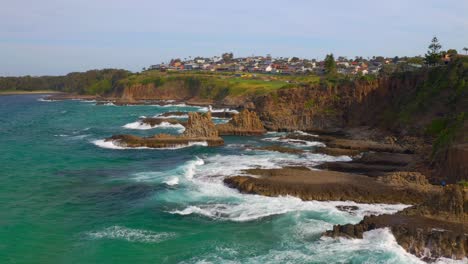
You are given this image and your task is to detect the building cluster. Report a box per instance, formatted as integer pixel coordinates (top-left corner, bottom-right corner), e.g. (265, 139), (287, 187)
(147, 54), (424, 76)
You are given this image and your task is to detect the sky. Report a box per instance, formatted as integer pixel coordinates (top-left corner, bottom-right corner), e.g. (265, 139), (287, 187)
(1, 0), (467, 76)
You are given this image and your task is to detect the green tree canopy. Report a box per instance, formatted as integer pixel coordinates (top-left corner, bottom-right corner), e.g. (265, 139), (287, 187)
(425, 36), (442, 65)
(324, 54), (337, 75)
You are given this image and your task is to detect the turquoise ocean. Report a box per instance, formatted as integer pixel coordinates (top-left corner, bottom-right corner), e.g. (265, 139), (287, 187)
(0, 94), (445, 263)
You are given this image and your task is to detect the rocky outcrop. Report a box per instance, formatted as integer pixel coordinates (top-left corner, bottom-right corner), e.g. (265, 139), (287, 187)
(324, 185), (468, 260)
(106, 134), (223, 148)
(216, 109), (266, 136)
(184, 112), (219, 138)
(223, 167), (437, 204)
(325, 138), (412, 153)
(316, 145), (417, 177)
(105, 112), (223, 148)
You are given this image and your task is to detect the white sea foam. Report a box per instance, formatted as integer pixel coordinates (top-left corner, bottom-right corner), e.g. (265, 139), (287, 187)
(171, 195), (409, 222)
(37, 98), (56, 102)
(156, 114), (189, 119)
(122, 121), (154, 130)
(161, 103), (188, 107)
(207, 105), (239, 114)
(184, 157), (205, 180)
(294, 130), (318, 137)
(123, 121), (185, 132)
(262, 136), (326, 147)
(86, 226), (175, 243)
(166, 153), (403, 222)
(92, 139), (207, 150)
(164, 177), (180, 186)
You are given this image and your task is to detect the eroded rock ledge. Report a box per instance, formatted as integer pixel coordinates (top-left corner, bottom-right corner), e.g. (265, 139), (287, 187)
(324, 185), (468, 261)
(223, 167), (438, 204)
(106, 112), (224, 148)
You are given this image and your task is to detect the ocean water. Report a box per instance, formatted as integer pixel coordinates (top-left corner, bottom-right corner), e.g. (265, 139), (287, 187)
(0, 94), (453, 264)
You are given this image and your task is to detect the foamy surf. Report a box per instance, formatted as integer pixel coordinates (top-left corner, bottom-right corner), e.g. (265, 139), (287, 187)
(161, 154), (406, 222)
(164, 177), (180, 186)
(131, 157), (204, 184)
(86, 226), (175, 243)
(37, 98), (56, 102)
(262, 136), (326, 147)
(122, 121), (185, 132)
(92, 139), (208, 150)
(170, 195), (409, 222)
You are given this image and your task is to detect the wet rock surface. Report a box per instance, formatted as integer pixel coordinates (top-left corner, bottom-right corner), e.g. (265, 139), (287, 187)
(324, 185), (468, 260)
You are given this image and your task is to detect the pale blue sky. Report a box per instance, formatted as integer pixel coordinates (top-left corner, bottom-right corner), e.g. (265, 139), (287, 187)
(1, 0), (467, 76)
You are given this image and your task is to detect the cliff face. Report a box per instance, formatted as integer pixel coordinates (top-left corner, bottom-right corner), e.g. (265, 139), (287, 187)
(249, 75), (427, 132)
(216, 109), (266, 136)
(118, 81), (193, 101)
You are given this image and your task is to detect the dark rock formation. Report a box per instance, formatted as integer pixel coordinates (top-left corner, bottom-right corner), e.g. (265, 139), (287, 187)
(216, 109), (266, 136)
(314, 147), (361, 157)
(326, 138), (412, 153)
(324, 185), (468, 260)
(159, 111), (236, 119)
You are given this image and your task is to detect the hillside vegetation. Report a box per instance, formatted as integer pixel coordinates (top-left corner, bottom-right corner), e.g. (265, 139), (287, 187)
(0, 69), (130, 94)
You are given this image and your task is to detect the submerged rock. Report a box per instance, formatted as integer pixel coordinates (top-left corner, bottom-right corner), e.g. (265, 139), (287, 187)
(216, 109), (266, 136)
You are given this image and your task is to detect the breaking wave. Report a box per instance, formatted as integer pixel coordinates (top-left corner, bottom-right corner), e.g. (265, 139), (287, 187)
(262, 136), (326, 147)
(92, 139), (207, 150)
(123, 120), (185, 132)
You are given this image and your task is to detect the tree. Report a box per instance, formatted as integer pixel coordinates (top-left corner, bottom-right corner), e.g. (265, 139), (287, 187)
(425, 36), (442, 65)
(324, 53), (337, 74)
(463, 47), (468, 55)
(222, 52), (234, 62)
(446, 49), (458, 56)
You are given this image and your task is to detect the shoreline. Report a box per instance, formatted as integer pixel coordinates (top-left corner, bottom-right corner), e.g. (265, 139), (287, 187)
(0, 90), (64, 96)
